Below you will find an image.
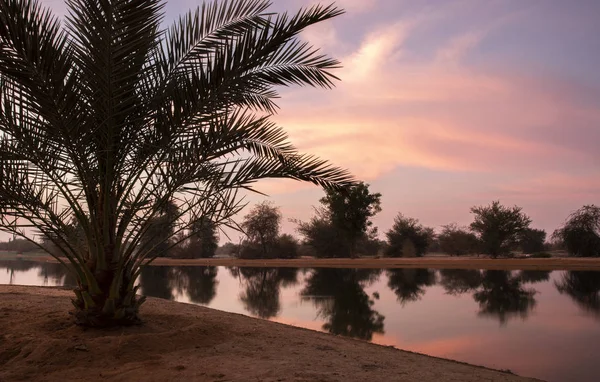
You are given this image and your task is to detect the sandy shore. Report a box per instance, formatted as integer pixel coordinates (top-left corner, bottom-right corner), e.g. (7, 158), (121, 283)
(148, 256), (599, 271)
(31, 255), (600, 271)
(0, 286), (539, 382)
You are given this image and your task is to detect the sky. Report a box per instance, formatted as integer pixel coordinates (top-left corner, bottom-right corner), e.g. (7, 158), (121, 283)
(37, 0), (600, 242)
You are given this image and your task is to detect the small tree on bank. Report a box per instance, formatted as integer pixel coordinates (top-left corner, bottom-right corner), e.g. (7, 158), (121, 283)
(241, 202), (282, 258)
(519, 228), (546, 254)
(552, 205), (600, 257)
(385, 214), (433, 257)
(319, 182), (382, 257)
(297, 183), (382, 258)
(470, 201), (531, 258)
(0, 0), (350, 326)
(438, 223), (479, 256)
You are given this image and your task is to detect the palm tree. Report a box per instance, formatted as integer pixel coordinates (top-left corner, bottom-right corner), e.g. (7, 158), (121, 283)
(0, 0), (352, 326)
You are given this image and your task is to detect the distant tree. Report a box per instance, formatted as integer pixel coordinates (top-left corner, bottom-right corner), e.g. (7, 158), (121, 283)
(182, 218), (219, 258)
(552, 205), (600, 257)
(385, 214), (433, 257)
(140, 200), (179, 258)
(318, 182), (382, 257)
(438, 223), (479, 256)
(296, 206), (350, 258)
(241, 202), (282, 258)
(0, 238), (39, 253)
(216, 242), (240, 257)
(272, 234), (299, 259)
(519, 228), (546, 254)
(470, 201), (531, 258)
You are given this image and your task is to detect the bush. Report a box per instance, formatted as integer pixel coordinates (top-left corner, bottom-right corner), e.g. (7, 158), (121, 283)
(530, 252), (552, 258)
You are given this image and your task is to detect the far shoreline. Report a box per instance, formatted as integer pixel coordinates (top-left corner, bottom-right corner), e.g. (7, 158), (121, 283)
(23, 254), (600, 271)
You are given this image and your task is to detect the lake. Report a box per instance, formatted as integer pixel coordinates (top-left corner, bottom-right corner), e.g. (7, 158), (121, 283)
(1, 259), (599, 382)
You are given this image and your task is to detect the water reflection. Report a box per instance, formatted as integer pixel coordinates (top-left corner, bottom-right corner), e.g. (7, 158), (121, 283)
(474, 270), (537, 324)
(556, 271), (600, 319)
(230, 267), (298, 319)
(387, 268), (436, 304)
(439, 269), (482, 295)
(301, 268), (384, 340)
(3, 260), (600, 382)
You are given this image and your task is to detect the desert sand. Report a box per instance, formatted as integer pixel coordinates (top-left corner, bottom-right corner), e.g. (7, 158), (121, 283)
(0, 285), (541, 382)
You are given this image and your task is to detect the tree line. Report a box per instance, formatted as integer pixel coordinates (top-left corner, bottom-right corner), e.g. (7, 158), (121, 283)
(224, 183), (600, 259)
(2, 182), (597, 260)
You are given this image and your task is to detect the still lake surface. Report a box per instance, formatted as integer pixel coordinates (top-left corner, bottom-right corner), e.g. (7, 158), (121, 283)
(1, 259), (599, 382)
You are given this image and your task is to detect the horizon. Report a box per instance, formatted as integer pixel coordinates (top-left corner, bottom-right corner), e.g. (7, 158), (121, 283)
(19, 0), (599, 243)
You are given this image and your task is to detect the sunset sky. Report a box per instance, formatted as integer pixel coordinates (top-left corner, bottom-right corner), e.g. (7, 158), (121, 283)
(41, 0), (600, 241)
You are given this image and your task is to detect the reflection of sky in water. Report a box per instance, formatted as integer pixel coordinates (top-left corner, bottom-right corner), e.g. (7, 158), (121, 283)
(1, 260), (599, 382)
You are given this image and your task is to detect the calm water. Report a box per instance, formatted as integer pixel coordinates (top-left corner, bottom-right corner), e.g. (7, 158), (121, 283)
(1, 260), (600, 382)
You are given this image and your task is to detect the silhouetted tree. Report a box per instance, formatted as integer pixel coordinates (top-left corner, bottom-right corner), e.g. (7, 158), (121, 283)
(140, 200), (179, 258)
(438, 223), (479, 256)
(555, 271), (600, 319)
(385, 214), (433, 257)
(301, 268), (384, 340)
(439, 269), (482, 295)
(0, 0), (350, 327)
(520, 228), (546, 254)
(272, 234), (299, 259)
(176, 218), (219, 258)
(552, 205), (600, 257)
(386, 268), (436, 304)
(240, 202), (282, 258)
(473, 270), (536, 324)
(470, 201), (532, 258)
(296, 206), (350, 258)
(319, 182), (382, 257)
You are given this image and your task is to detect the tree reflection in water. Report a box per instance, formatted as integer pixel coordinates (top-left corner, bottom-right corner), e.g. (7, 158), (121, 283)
(37, 262), (77, 286)
(439, 269), (482, 295)
(556, 271), (600, 319)
(230, 267), (299, 319)
(170, 266), (219, 305)
(386, 268), (436, 304)
(438, 269), (546, 325)
(301, 268), (384, 340)
(474, 270), (537, 325)
(139, 266), (174, 300)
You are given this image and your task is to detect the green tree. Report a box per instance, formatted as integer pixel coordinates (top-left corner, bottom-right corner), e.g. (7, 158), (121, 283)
(438, 223), (479, 256)
(552, 205), (600, 257)
(318, 182), (382, 257)
(0, 0), (351, 326)
(470, 201), (532, 258)
(519, 228), (546, 254)
(240, 202), (282, 258)
(385, 214), (433, 257)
